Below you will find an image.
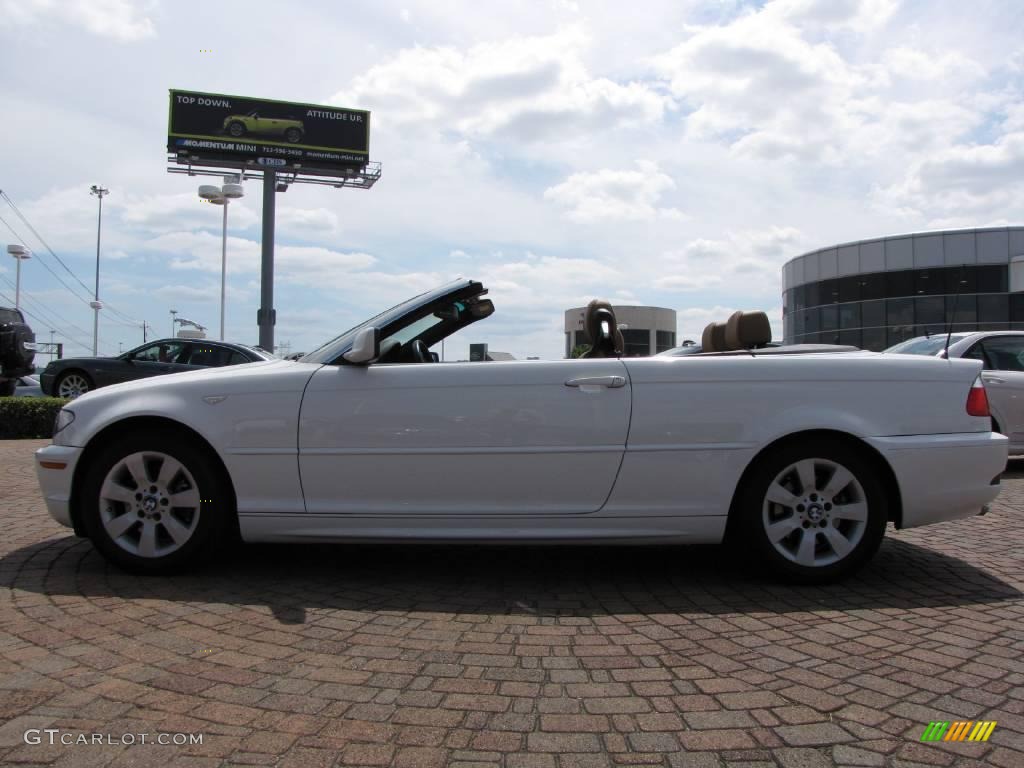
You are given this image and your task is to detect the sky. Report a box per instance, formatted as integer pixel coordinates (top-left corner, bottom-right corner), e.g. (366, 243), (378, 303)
(0, 0), (1022, 361)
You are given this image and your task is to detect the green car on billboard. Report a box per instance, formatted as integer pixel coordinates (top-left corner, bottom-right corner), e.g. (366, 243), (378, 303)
(222, 110), (305, 142)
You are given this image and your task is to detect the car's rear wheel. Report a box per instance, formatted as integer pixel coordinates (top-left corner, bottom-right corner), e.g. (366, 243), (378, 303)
(0, 379), (15, 397)
(735, 438), (887, 583)
(56, 371), (92, 398)
(227, 121), (246, 137)
(80, 431), (231, 573)
(284, 127), (302, 143)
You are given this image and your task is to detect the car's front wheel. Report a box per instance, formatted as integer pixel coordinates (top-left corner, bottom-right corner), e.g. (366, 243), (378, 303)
(80, 431), (231, 573)
(227, 121), (246, 137)
(735, 438), (887, 583)
(56, 371), (92, 398)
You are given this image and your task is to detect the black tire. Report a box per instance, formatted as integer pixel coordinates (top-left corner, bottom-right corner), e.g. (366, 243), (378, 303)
(227, 121), (246, 138)
(284, 127), (302, 143)
(733, 438), (887, 584)
(54, 370), (93, 399)
(0, 379), (15, 397)
(80, 429), (232, 574)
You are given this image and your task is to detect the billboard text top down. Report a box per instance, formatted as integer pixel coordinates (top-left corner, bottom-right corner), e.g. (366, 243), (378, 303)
(168, 89), (370, 173)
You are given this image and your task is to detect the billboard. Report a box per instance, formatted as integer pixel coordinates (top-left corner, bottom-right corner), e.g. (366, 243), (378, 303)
(168, 89), (369, 172)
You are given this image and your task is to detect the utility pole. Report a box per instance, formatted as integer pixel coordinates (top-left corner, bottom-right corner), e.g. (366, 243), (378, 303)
(89, 185), (108, 355)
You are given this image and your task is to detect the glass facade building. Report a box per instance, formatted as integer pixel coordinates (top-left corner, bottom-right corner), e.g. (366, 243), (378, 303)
(781, 228), (1024, 351)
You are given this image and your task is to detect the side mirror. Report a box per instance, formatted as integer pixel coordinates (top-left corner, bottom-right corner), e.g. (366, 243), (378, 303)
(343, 327), (379, 364)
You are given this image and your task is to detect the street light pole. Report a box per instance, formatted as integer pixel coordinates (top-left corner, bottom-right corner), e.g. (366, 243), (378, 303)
(89, 185), (109, 355)
(220, 199), (228, 340)
(199, 177), (243, 341)
(170, 309), (177, 338)
(6, 245), (31, 309)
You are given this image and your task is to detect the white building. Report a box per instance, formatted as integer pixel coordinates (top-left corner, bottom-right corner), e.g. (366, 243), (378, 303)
(564, 305), (677, 357)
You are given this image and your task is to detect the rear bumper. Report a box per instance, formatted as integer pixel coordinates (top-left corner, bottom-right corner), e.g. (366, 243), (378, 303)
(39, 372), (55, 396)
(866, 432), (1007, 529)
(34, 444), (82, 529)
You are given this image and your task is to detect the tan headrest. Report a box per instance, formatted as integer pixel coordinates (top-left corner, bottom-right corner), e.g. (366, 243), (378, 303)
(701, 322), (716, 352)
(702, 321), (727, 352)
(725, 310), (772, 349)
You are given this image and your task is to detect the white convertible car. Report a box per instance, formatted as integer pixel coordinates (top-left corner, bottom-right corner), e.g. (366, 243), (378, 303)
(35, 279), (1006, 583)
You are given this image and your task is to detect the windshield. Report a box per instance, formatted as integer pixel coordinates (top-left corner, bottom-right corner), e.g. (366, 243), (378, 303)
(300, 279), (476, 364)
(884, 334), (968, 355)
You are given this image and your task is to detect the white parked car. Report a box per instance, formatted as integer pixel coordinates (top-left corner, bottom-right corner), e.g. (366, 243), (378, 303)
(13, 374), (43, 397)
(35, 280), (1006, 583)
(886, 331), (1024, 455)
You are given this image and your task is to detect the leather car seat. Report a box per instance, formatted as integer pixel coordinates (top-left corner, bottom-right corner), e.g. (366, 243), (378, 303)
(582, 299), (624, 358)
(725, 310), (772, 349)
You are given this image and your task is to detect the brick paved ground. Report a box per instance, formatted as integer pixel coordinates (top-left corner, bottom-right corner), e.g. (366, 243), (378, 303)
(1, 438), (1022, 768)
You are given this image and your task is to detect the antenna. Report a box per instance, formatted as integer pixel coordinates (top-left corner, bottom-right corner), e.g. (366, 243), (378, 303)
(944, 265), (966, 359)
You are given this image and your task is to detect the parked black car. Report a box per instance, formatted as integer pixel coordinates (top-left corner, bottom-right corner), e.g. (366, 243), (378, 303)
(39, 338), (274, 398)
(0, 306), (36, 397)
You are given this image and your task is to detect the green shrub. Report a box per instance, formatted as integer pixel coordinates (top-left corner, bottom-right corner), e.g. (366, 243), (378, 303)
(0, 397), (70, 439)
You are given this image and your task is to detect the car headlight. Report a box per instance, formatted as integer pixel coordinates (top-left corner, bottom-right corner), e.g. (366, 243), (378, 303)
(53, 409), (75, 434)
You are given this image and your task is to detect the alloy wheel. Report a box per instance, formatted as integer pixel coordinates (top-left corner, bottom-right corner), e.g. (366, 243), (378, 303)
(98, 451), (202, 558)
(57, 374), (90, 398)
(761, 457), (869, 568)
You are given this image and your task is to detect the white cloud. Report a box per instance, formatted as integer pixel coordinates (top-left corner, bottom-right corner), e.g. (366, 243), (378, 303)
(654, 274), (722, 291)
(152, 283), (248, 303)
(769, 0), (899, 32)
(0, 0), (156, 40)
(879, 47), (985, 83)
(656, 226), (803, 296)
(543, 160), (680, 221)
(874, 131), (1024, 224)
(653, 0), (986, 165)
(121, 192), (260, 233)
(277, 206), (341, 234)
(330, 26), (666, 142)
(143, 231), (377, 276)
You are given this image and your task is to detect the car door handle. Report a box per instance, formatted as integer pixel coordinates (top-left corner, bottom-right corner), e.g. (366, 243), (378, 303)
(565, 376), (626, 388)
(983, 375), (1005, 384)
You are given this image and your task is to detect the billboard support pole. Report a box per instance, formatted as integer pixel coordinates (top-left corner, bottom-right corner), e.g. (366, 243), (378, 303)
(258, 169), (276, 352)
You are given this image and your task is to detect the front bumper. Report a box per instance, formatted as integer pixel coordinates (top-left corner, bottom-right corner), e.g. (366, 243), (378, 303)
(866, 432), (1007, 529)
(35, 444), (83, 529)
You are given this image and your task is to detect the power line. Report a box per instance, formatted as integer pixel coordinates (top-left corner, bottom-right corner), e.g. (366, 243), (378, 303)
(0, 274), (95, 342)
(0, 287), (99, 355)
(0, 276), (106, 352)
(0, 189), (142, 324)
(2, 190), (96, 298)
(0, 213), (95, 307)
(0, 208), (143, 334)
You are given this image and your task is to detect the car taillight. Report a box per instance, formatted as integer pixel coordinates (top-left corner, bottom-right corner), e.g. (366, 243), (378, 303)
(966, 375), (990, 417)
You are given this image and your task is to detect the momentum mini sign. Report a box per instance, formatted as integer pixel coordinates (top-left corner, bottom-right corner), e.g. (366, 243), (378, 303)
(168, 89), (369, 173)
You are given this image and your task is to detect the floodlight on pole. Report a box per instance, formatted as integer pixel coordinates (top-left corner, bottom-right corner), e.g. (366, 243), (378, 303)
(6, 244), (31, 310)
(89, 185), (109, 355)
(198, 176), (244, 340)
